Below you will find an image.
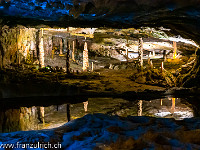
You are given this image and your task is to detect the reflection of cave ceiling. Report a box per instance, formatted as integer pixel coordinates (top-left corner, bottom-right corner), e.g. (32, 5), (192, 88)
(0, 0), (200, 43)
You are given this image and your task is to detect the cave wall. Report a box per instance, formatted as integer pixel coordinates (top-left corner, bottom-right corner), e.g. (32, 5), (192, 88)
(17, 27), (37, 64)
(0, 25), (18, 68)
(43, 34), (53, 56)
(0, 25), (78, 69)
(0, 26), (37, 68)
(182, 48), (200, 87)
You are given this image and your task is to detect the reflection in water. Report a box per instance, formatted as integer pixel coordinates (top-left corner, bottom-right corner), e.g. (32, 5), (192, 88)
(0, 107), (39, 133)
(153, 98), (193, 119)
(0, 97), (194, 133)
(171, 98), (176, 114)
(39, 107), (45, 124)
(83, 101), (88, 112)
(137, 100), (143, 116)
(66, 104), (71, 122)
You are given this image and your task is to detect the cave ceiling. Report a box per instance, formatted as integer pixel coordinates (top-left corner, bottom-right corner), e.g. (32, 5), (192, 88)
(0, 0), (200, 44)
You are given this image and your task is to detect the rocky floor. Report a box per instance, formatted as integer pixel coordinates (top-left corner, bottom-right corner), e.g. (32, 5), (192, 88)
(59, 69), (166, 93)
(1, 113), (200, 150)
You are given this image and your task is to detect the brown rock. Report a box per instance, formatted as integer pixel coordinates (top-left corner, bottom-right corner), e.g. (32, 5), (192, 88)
(135, 76), (146, 84)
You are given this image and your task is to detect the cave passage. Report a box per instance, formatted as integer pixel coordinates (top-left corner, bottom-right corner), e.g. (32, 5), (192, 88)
(0, 26), (198, 93)
(1, 25), (200, 149)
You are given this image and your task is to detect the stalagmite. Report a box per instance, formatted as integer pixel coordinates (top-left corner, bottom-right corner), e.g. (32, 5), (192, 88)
(153, 50), (155, 57)
(161, 62), (164, 72)
(68, 41), (70, 50)
(66, 40), (70, 74)
(138, 38), (143, 70)
(163, 50), (167, 61)
(160, 99), (163, 106)
(150, 60), (153, 69)
(148, 57), (151, 65)
(91, 62), (94, 72)
(39, 29), (45, 68)
(126, 48), (129, 62)
(72, 40), (75, 61)
(83, 39), (89, 71)
(52, 36), (55, 59)
(173, 41), (177, 59)
(138, 100), (143, 116)
(60, 38), (63, 55)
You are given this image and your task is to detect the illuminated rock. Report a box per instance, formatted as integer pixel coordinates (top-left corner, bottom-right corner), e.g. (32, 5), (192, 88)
(0, 106), (38, 132)
(138, 38), (143, 70)
(173, 41), (177, 59)
(39, 29), (45, 68)
(138, 100), (143, 116)
(60, 38), (63, 55)
(72, 40), (75, 62)
(66, 40), (70, 74)
(83, 101), (88, 112)
(83, 40), (89, 72)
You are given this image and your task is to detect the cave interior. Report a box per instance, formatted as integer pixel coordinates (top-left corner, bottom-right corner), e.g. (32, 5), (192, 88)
(1, 0), (200, 149)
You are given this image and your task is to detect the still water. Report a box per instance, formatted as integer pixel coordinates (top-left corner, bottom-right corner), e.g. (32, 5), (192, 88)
(0, 97), (194, 132)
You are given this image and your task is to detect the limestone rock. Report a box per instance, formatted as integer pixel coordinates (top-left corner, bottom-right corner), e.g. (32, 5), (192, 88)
(135, 76), (146, 84)
(114, 65), (119, 70)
